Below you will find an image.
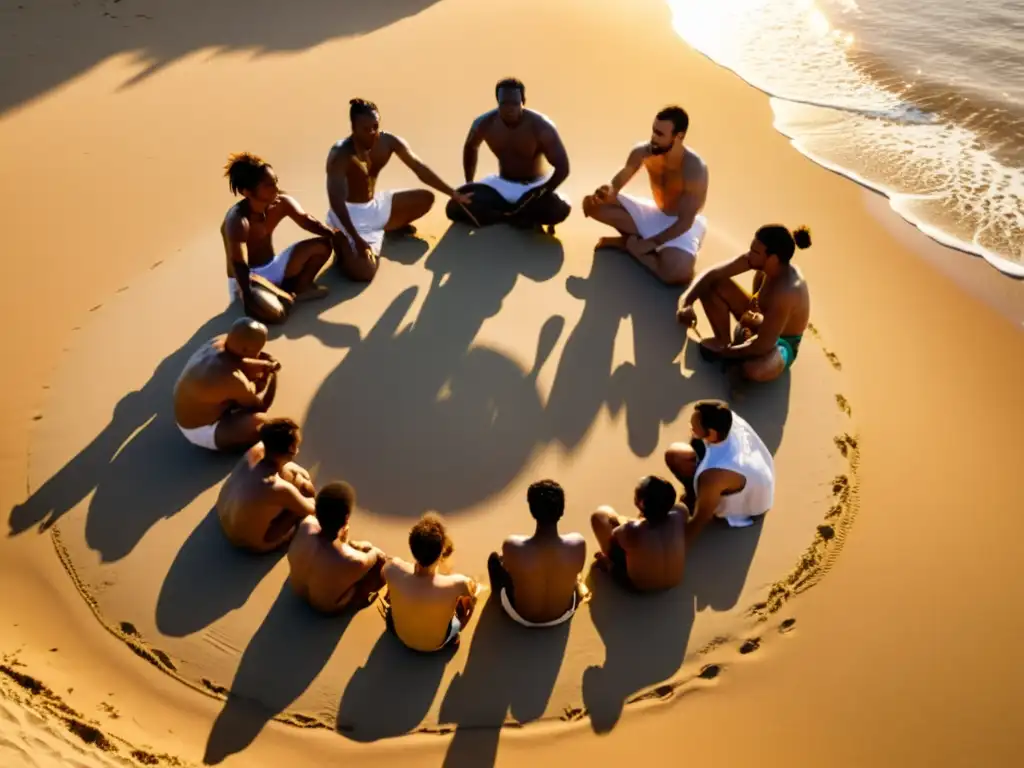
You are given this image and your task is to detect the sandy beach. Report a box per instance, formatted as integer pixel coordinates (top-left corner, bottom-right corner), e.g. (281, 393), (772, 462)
(3, 0), (1024, 766)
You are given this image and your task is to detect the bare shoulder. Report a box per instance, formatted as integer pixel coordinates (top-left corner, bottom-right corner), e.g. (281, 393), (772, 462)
(502, 534), (528, 551)
(379, 131), (406, 152)
(223, 203), (248, 238)
(562, 531), (587, 547)
(275, 193), (300, 213)
(527, 109), (559, 134)
(683, 147), (708, 179)
(326, 138), (354, 167)
(473, 109), (499, 132)
(631, 141), (653, 163)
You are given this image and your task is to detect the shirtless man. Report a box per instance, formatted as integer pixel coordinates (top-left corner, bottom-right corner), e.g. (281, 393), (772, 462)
(664, 400), (775, 547)
(221, 152), (334, 325)
(381, 514), (480, 652)
(590, 475), (686, 592)
(216, 418), (316, 553)
(487, 479), (586, 627)
(446, 77), (571, 234)
(677, 225), (812, 382)
(582, 106), (709, 286)
(325, 98), (471, 283)
(287, 481), (388, 615)
(173, 317), (279, 452)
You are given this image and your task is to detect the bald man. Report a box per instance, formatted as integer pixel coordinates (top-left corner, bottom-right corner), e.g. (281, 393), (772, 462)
(173, 318), (280, 452)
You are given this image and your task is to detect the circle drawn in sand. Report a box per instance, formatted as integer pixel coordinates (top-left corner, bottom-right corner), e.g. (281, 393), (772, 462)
(16, 226), (859, 753)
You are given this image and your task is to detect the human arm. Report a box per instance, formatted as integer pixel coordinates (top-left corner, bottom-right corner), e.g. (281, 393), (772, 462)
(274, 480), (317, 519)
(595, 144), (647, 202)
(225, 215), (257, 305)
(684, 471), (727, 547)
(718, 292), (793, 358)
(677, 254), (752, 325)
(537, 121), (570, 195)
(462, 116), (487, 184)
(645, 163), (709, 249)
(325, 144), (368, 249)
(279, 194), (335, 239)
(390, 134), (465, 201)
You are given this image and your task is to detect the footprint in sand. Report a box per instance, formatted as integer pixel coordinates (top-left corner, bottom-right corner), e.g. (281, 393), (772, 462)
(739, 638), (762, 655)
(779, 618), (797, 634)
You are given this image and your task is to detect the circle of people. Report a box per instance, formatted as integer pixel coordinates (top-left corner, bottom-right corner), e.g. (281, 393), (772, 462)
(172, 78), (813, 652)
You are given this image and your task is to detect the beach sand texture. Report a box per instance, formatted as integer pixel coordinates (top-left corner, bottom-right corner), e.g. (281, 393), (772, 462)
(2, 0), (1023, 766)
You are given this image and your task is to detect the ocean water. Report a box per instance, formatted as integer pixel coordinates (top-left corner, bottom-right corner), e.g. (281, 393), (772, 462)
(667, 0), (1024, 278)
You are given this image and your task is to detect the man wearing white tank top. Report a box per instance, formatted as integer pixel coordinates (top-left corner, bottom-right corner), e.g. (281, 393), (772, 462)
(664, 399), (775, 547)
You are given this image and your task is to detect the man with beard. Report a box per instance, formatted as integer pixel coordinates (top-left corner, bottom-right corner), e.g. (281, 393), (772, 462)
(325, 98), (471, 282)
(446, 77), (571, 234)
(582, 106), (709, 286)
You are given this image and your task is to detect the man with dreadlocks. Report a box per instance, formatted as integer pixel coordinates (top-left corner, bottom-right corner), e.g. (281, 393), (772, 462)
(220, 152), (334, 324)
(325, 98), (472, 282)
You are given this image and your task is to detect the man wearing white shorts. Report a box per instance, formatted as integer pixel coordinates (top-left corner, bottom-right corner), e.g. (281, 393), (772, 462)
(173, 318), (281, 453)
(446, 77), (572, 234)
(221, 152), (334, 325)
(582, 105), (709, 286)
(325, 98), (470, 283)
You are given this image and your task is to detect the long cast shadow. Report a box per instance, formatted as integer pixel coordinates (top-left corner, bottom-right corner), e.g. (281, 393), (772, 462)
(9, 309), (238, 562)
(2, 0), (444, 117)
(546, 249), (703, 458)
(438, 596), (572, 767)
(300, 225), (564, 519)
(335, 624), (454, 741)
(581, 517), (761, 733)
(155, 507), (285, 638)
(203, 582), (355, 765)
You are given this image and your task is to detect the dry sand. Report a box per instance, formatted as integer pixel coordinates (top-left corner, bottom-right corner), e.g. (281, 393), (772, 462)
(2, 0), (1023, 766)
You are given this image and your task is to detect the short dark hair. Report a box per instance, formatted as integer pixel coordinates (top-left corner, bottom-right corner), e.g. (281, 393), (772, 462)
(409, 513), (450, 568)
(694, 399), (733, 440)
(755, 224), (812, 264)
(495, 77), (525, 101)
(637, 476), (677, 523)
(259, 418), (300, 458)
(224, 151), (271, 196)
(526, 479), (564, 525)
(315, 481), (355, 539)
(656, 105), (689, 135)
(349, 98), (379, 122)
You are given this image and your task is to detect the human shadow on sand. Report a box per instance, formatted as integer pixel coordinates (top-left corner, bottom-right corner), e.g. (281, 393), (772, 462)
(335, 622), (455, 741)
(300, 224), (565, 519)
(203, 582), (356, 765)
(8, 310), (239, 562)
(546, 248), (706, 458)
(437, 595), (572, 767)
(154, 507), (285, 638)
(581, 518), (763, 734)
(2, 0), (445, 116)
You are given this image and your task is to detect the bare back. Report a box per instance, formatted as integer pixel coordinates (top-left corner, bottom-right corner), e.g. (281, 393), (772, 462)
(326, 134), (402, 204)
(287, 518), (372, 613)
(173, 337), (254, 428)
(642, 145), (708, 216)
(753, 265), (811, 338)
(616, 510), (687, 591)
(220, 197), (293, 278)
(476, 109), (555, 183)
(502, 532), (586, 623)
(383, 558), (472, 652)
(215, 447), (312, 553)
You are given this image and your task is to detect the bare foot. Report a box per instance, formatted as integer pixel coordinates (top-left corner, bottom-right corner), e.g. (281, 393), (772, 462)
(294, 284), (329, 302)
(595, 236), (627, 251)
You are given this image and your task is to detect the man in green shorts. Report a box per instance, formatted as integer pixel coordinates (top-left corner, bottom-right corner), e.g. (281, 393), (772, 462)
(676, 224), (812, 383)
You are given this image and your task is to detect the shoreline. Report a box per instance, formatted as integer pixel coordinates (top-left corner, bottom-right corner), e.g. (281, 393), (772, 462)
(3, 0), (1024, 766)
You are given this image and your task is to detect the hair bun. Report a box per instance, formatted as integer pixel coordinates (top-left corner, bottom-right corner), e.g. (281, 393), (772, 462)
(792, 226), (812, 250)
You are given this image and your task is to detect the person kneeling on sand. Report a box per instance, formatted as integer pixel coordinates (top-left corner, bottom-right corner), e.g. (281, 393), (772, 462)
(221, 152), (333, 325)
(215, 418), (316, 553)
(381, 514), (480, 652)
(325, 98), (471, 283)
(287, 481), (388, 615)
(664, 400), (775, 548)
(446, 77), (572, 234)
(590, 476), (686, 592)
(487, 480), (587, 628)
(582, 105), (708, 286)
(677, 225), (812, 382)
(173, 317), (280, 452)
